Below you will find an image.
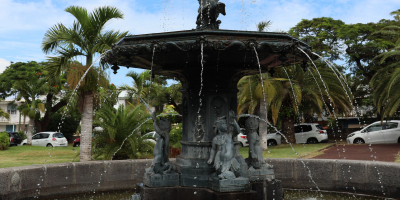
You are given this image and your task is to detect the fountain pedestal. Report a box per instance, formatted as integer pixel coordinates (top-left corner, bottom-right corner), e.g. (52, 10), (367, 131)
(143, 171), (179, 188)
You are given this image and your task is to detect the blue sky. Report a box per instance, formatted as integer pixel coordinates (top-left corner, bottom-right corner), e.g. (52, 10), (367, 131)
(1, 0), (400, 87)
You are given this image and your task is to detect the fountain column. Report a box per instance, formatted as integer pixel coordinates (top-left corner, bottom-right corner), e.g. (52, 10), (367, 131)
(174, 60), (244, 187)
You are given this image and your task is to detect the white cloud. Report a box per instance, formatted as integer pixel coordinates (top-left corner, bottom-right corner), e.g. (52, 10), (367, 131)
(0, 0), (72, 33)
(0, 58), (11, 73)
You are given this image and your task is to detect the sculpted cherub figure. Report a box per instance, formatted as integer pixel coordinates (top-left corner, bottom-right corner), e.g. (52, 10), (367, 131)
(207, 111), (241, 179)
(146, 111), (172, 174)
(245, 117), (272, 169)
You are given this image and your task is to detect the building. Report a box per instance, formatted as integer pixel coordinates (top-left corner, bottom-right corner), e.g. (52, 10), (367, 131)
(0, 100), (29, 132)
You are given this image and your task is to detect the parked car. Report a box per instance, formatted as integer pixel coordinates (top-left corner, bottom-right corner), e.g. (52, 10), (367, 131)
(73, 137), (80, 147)
(294, 123), (328, 144)
(7, 131), (22, 147)
(21, 132), (68, 147)
(237, 131), (282, 147)
(347, 120), (400, 144)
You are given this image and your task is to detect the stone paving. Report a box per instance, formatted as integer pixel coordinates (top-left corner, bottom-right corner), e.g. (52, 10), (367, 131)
(312, 143), (400, 162)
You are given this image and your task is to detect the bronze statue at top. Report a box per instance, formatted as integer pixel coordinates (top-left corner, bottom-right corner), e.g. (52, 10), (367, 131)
(196, 0), (226, 29)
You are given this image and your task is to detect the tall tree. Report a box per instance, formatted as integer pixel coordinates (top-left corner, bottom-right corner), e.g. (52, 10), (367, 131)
(238, 64), (351, 144)
(14, 74), (47, 145)
(0, 61), (69, 132)
(42, 5), (129, 161)
(371, 23), (400, 119)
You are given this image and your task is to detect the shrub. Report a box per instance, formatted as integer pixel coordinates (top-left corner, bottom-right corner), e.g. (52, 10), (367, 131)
(0, 131), (10, 150)
(18, 131), (27, 140)
(46, 112), (80, 141)
(170, 123), (182, 149)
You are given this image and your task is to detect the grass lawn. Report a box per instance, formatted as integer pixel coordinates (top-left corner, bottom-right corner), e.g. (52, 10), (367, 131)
(239, 143), (334, 159)
(0, 144), (80, 168)
(396, 152), (400, 163)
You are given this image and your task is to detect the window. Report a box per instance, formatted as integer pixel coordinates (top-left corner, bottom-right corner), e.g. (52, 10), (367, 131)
(367, 123), (383, 132)
(385, 122), (398, 130)
(53, 133), (64, 138)
(295, 125), (312, 133)
(41, 133), (50, 139)
(7, 104), (17, 115)
(32, 134), (41, 140)
(315, 125), (324, 130)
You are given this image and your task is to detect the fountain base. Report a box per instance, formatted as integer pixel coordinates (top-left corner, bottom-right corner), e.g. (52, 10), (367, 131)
(136, 185), (257, 200)
(208, 176), (250, 192)
(247, 166), (275, 182)
(143, 171), (179, 188)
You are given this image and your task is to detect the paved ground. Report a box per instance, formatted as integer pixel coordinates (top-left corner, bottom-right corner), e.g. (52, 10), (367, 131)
(312, 143), (400, 162)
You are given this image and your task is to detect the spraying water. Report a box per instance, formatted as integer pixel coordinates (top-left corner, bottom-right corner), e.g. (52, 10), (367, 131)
(149, 46), (156, 94)
(237, 114), (321, 193)
(282, 67), (299, 113)
(253, 46), (269, 143)
(57, 50), (110, 132)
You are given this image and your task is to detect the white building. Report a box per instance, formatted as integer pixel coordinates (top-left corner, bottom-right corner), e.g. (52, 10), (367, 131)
(0, 100), (29, 132)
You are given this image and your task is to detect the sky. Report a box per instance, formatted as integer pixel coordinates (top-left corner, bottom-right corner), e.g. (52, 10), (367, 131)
(0, 0), (400, 87)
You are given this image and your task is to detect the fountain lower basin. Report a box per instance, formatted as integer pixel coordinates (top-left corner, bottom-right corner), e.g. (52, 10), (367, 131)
(1, 158), (399, 199)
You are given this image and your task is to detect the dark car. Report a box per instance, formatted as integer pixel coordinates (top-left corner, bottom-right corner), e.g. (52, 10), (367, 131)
(7, 131), (22, 146)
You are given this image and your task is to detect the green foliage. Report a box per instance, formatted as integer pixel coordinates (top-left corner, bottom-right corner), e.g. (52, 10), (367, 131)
(121, 70), (183, 117)
(288, 17), (345, 61)
(0, 61), (44, 99)
(169, 123), (183, 148)
(237, 64), (352, 125)
(257, 20), (272, 32)
(18, 131), (27, 140)
(93, 104), (154, 160)
(46, 110), (81, 141)
(0, 132), (10, 150)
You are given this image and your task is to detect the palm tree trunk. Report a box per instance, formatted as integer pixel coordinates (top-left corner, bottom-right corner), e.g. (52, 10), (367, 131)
(259, 100), (269, 150)
(281, 115), (296, 144)
(18, 112), (21, 131)
(80, 91), (93, 162)
(27, 117), (35, 145)
(22, 115), (26, 133)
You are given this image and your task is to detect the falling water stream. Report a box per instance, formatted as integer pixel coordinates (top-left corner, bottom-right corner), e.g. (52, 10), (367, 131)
(253, 46), (270, 143)
(237, 114), (322, 194)
(282, 67), (299, 113)
(148, 46), (156, 94)
(57, 50), (111, 133)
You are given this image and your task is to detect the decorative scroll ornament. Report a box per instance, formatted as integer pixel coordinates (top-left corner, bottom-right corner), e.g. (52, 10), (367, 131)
(194, 115), (205, 142)
(111, 63), (120, 74)
(301, 60), (309, 72)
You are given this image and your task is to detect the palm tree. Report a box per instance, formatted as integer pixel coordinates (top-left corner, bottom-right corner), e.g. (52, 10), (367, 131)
(42, 5), (129, 161)
(238, 65), (352, 144)
(93, 104), (154, 160)
(120, 70), (152, 106)
(390, 9), (400, 21)
(257, 20), (273, 32)
(371, 24), (400, 119)
(13, 74), (47, 145)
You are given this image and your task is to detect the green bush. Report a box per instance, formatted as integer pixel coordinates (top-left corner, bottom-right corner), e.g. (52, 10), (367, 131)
(170, 123), (182, 149)
(0, 131), (10, 150)
(46, 112), (80, 141)
(18, 131), (27, 140)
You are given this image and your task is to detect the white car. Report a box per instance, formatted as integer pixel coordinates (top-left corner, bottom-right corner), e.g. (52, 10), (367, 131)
(22, 132), (68, 147)
(347, 120), (400, 144)
(294, 123), (328, 144)
(237, 132), (282, 147)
